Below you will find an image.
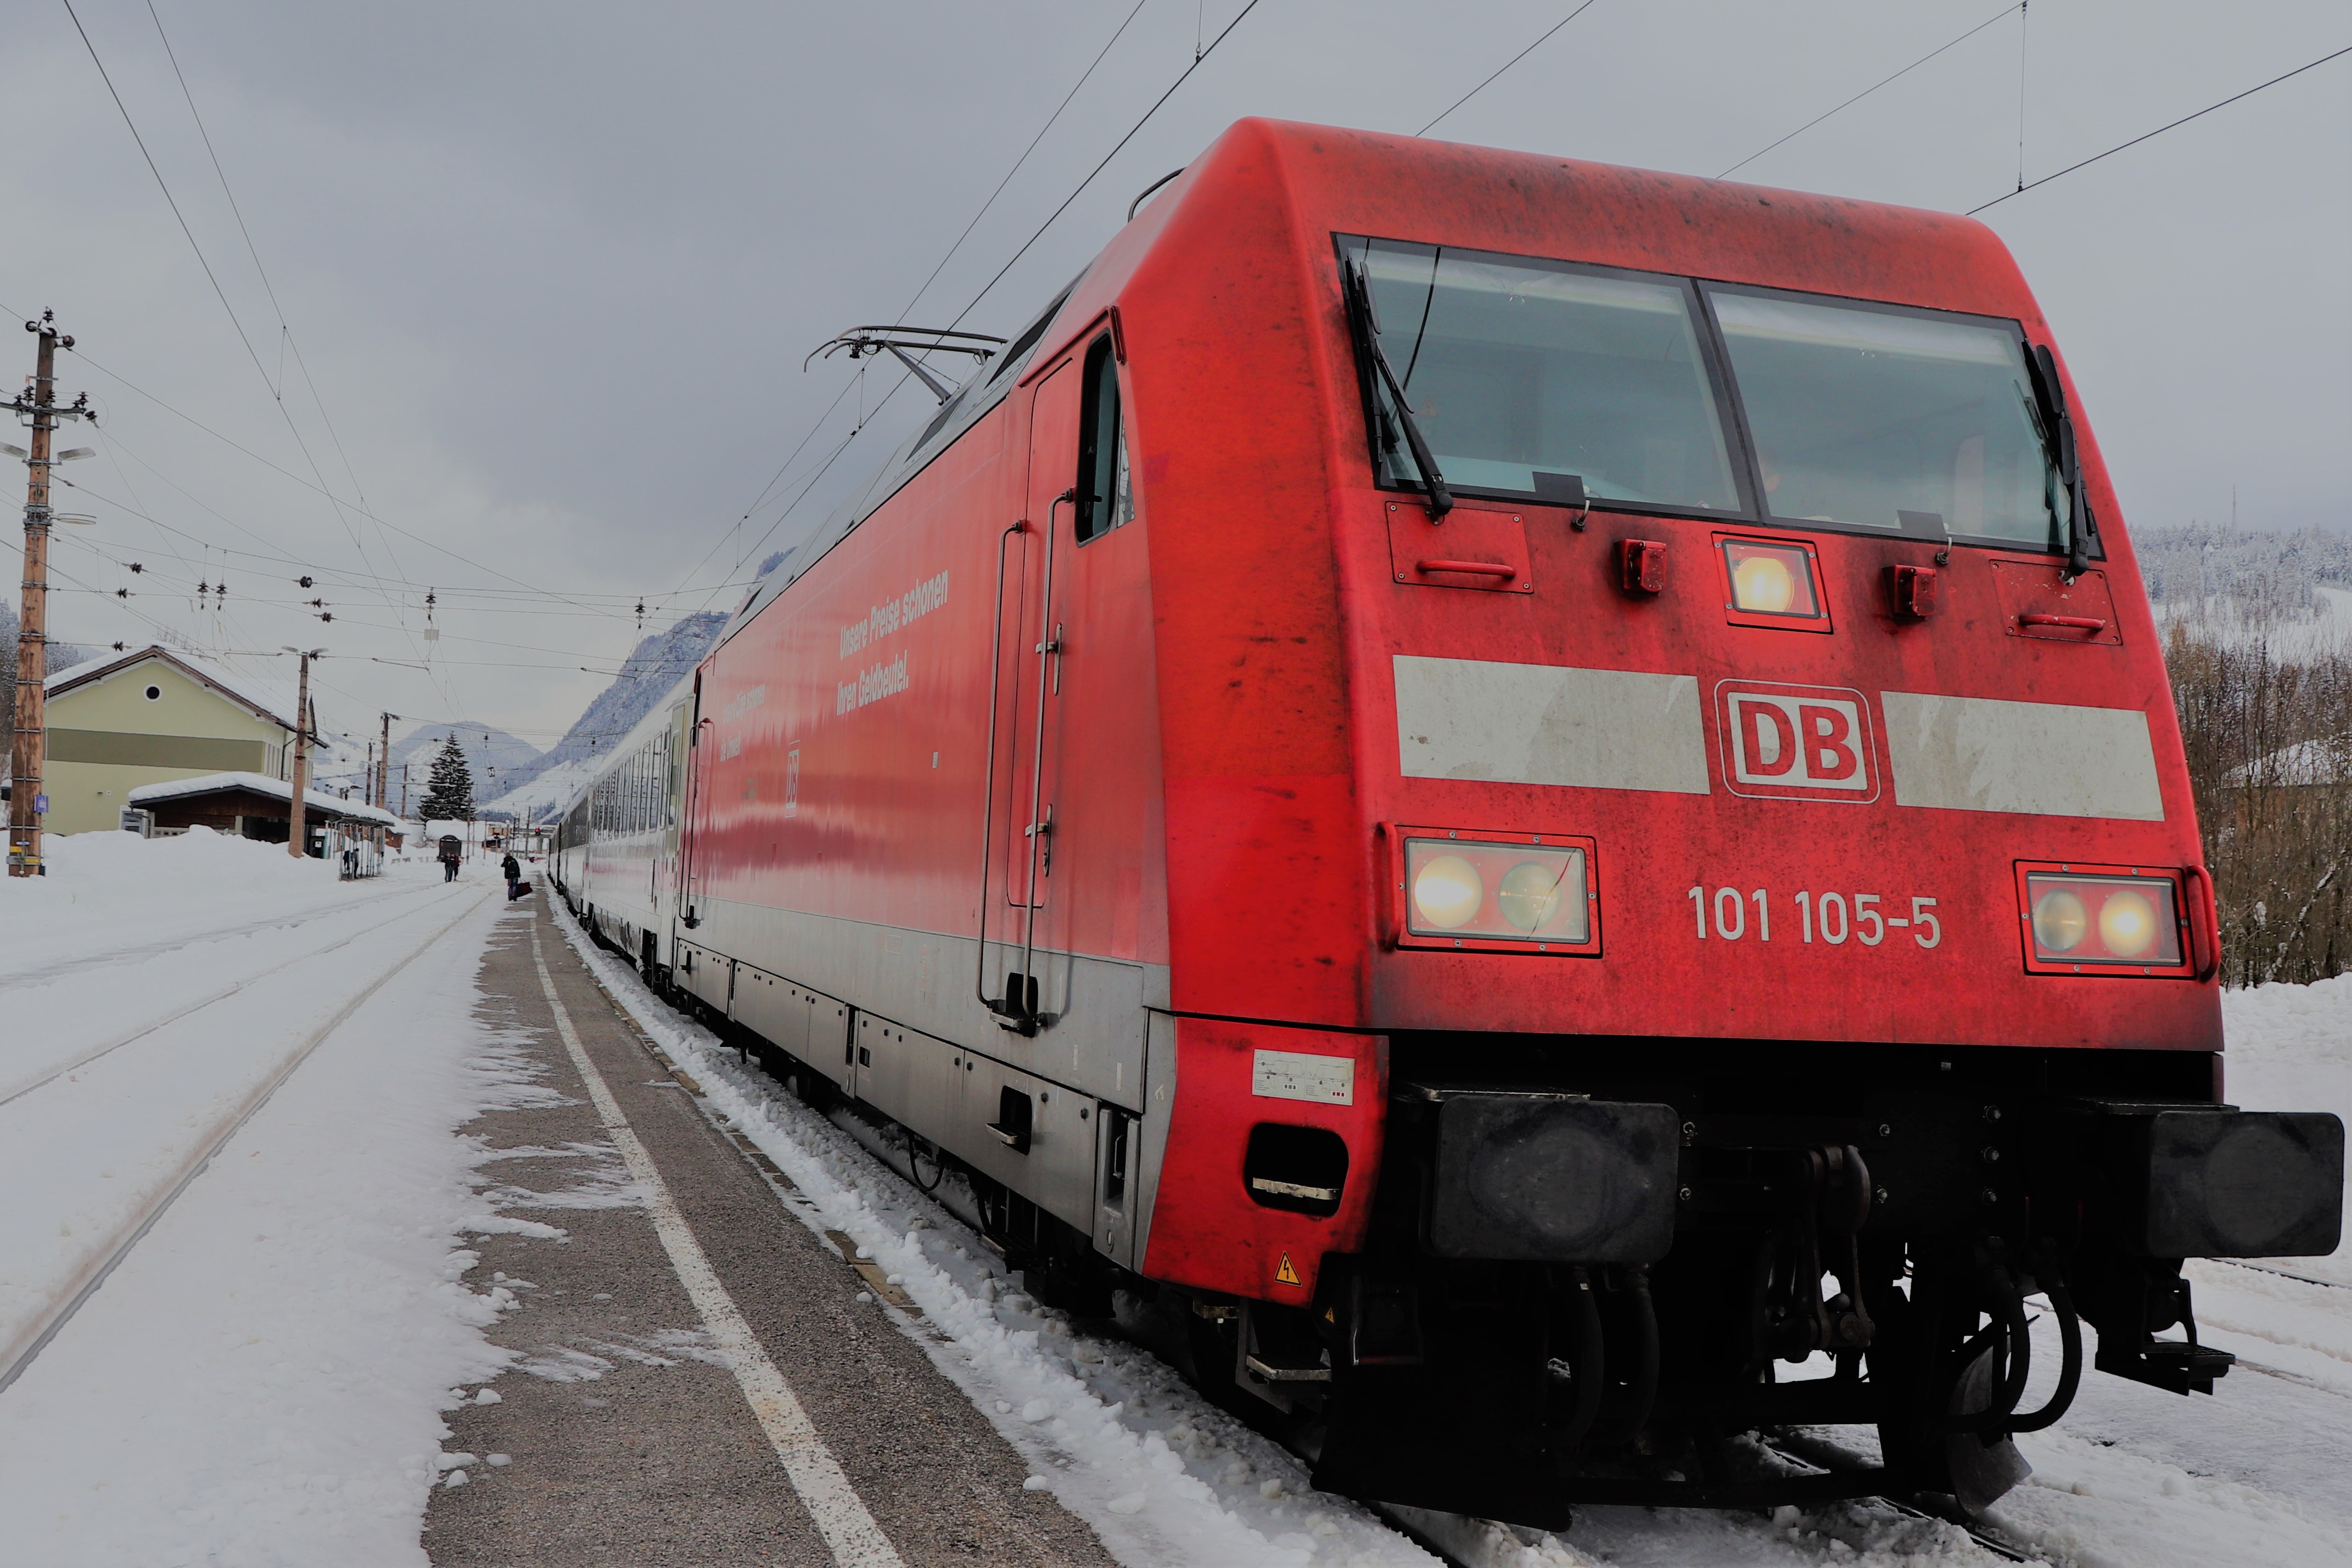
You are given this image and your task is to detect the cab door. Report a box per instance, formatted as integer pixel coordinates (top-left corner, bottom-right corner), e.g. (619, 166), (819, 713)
(990, 359), (1080, 1022)
(994, 329), (1151, 1033)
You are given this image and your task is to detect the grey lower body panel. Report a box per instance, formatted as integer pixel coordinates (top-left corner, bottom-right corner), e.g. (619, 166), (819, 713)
(681, 897), (1159, 1112)
(675, 896), (1168, 1241)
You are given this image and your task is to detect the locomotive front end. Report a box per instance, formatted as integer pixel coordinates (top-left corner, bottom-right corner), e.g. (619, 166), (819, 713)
(1136, 123), (2342, 1516)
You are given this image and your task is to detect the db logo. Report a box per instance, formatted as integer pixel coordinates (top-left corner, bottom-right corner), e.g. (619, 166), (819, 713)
(1714, 680), (1880, 803)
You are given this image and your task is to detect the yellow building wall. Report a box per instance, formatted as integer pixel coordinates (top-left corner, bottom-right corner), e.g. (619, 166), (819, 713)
(41, 658), (292, 836)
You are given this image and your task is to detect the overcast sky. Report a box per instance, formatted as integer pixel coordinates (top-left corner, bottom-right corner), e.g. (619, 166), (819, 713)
(2, 0), (2344, 761)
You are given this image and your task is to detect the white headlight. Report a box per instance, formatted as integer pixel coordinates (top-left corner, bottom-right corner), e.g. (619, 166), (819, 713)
(1412, 854), (1483, 929)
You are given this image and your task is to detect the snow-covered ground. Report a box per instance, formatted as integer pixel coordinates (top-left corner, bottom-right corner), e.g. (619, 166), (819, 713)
(0, 827), (2345, 1567)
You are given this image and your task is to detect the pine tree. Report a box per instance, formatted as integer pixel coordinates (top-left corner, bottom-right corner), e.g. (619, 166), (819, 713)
(418, 735), (475, 823)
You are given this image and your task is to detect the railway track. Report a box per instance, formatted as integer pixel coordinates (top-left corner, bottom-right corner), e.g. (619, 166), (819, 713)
(1759, 1431), (2040, 1564)
(0, 877), (441, 994)
(0, 888), (492, 1397)
(0, 884), (462, 1110)
(2214, 1257), (2346, 1291)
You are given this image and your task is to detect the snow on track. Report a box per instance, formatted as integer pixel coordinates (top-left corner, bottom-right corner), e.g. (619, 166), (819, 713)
(557, 905), (2352, 1568)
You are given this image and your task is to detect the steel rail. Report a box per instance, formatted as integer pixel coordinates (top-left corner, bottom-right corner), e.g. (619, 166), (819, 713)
(0, 889), (491, 1396)
(1760, 1431), (2035, 1562)
(2214, 1258), (2346, 1291)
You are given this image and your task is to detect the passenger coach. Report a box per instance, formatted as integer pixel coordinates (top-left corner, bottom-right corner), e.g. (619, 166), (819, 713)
(557, 119), (2342, 1517)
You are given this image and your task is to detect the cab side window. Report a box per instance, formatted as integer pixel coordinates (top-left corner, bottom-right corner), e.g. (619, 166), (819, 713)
(1074, 335), (1134, 544)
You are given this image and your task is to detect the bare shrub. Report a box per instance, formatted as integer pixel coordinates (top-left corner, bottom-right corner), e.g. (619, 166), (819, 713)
(2169, 624), (2352, 985)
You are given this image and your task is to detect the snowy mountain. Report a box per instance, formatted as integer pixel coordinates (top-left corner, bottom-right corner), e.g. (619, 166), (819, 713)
(481, 611), (727, 818)
(386, 721), (541, 805)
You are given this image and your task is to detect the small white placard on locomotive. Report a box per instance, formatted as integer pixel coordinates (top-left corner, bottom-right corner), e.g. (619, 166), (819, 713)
(1252, 1049), (1354, 1105)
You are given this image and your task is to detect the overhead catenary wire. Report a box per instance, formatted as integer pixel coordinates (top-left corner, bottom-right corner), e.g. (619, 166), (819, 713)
(674, 0), (1222, 608)
(713, 0), (1273, 607)
(1416, 0), (1603, 138)
(1715, 3), (2024, 180)
(1969, 42), (2352, 214)
(1, 296), (640, 623)
(50, 463), (744, 617)
(946, 0), (1265, 333)
(58, 1), (278, 408)
(64, 0), (427, 698)
(142, 0), (443, 702)
(897, 0), (1153, 325)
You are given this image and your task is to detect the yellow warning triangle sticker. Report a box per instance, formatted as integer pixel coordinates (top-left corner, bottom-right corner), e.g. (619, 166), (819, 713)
(1274, 1252), (1302, 1286)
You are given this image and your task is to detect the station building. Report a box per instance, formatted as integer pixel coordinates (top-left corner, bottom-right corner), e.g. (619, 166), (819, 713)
(31, 646), (307, 836)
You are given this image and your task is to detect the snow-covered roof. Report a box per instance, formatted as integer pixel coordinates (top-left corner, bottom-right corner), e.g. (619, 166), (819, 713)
(2226, 739), (2350, 789)
(126, 771), (398, 826)
(46, 645), (308, 735)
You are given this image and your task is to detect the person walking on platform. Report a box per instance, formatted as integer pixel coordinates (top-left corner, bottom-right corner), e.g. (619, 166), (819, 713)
(438, 834), (462, 883)
(501, 850), (523, 901)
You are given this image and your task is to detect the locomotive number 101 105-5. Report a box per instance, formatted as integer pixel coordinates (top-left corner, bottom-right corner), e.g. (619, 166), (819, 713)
(1688, 885), (1942, 948)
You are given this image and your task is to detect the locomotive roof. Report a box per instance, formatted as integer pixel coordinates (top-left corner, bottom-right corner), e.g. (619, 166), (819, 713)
(715, 117), (2029, 648)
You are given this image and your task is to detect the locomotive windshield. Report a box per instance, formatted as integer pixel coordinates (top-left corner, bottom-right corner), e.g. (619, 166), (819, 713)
(1346, 236), (2076, 551)
(1708, 288), (2071, 547)
(1355, 241), (1744, 512)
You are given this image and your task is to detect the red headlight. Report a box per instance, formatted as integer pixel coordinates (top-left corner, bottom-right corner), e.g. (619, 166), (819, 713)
(2021, 867), (2186, 972)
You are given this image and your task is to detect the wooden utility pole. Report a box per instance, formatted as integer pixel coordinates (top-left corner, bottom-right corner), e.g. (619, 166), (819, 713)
(285, 648), (322, 859)
(377, 711), (396, 809)
(8, 312), (90, 878)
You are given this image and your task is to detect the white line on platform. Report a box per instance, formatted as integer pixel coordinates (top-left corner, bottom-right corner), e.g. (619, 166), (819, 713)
(528, 918), (906, 1568)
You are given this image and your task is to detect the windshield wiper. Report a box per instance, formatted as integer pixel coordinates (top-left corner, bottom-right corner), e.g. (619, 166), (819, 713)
(1345, 256), (1452, 520)
(2024, 343), (2098, 579)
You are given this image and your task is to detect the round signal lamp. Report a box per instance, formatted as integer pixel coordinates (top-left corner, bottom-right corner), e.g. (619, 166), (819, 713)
(2097, 888), (2160, 959)
(1412, 854), (1483, 929)
(1497, 860), (1566, 932)
(1732, 552), (1798, 613)
(2032, 888), (2088, 953)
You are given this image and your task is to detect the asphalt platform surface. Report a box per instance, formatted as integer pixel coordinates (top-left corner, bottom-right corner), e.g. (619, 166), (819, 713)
(425, 901), (1118, 1567)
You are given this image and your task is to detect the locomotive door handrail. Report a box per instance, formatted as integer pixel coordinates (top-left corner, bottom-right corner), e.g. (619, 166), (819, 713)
(973, 517), (1027, 1012)
(1015, 491), (1075, 998)
(680, 676), (709, 929)
(972, 492), (1072, 1029)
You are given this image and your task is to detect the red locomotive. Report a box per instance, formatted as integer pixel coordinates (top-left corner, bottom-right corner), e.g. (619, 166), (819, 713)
(557, 119), (2343, 1517)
